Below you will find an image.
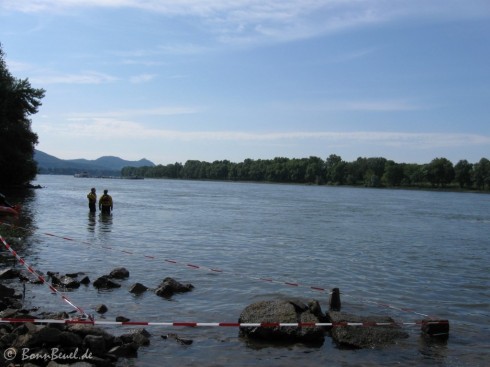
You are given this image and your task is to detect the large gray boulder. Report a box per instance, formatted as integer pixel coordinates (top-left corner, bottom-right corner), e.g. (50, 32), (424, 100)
(328, 311), (409, 348)
(238, 299), (326, 344)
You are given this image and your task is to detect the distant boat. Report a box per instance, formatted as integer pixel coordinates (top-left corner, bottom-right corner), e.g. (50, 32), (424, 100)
(74, 172), (89, 178)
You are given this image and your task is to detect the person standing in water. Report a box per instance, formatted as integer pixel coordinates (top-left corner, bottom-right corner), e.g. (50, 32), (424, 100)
(99, 189), (113, 215)
(87, 188), (97, 213)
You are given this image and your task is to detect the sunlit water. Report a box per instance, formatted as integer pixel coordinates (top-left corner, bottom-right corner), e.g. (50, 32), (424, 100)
(2, 175), (489, 366)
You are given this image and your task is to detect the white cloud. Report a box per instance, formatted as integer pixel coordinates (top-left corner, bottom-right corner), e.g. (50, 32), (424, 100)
(4, 0), (489, 46)
(31, 71), (118, 85)
(37, 115), (490, 149)
(68, 106), (199, 119)
(129, 74), (158, 84)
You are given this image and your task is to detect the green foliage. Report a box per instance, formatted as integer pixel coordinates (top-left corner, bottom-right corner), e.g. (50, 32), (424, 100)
(0, 43), (45, 188)
(426, 157), (455, 187)
(121, 154), (490, 192)
(454, 160), (473, 188)
(472, 158), (490, 190)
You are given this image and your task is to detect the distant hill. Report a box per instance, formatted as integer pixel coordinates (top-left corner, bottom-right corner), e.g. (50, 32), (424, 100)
(34, 150), (155, 176)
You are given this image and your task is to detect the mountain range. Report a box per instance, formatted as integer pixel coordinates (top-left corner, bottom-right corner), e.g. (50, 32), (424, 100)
(34, 150), (155, 176)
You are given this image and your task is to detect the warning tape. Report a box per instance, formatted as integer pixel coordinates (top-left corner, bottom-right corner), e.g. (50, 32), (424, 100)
(0, 222), (431, 319)
(0, 235), (90, 319)
(0, 318), (447, 328)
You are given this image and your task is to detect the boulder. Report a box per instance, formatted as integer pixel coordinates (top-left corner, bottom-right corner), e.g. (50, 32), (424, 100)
(93, 276), (121, 289)
(27, 326), (62, 347)
(107, 343), (138, 358)
(96, 304), (108, 314)
(83, 334), (106, 356)
(0, 267), (20, 279)
(49, 273), (81, 289)
(59, 331), (83, 347)
(129, 282), (148, 294)
(328, 311), (409, 348)
(155, 277), (194, 298)
(80, 276), (91, 285)
(161, 333), (193, 345)
(238, 299), (325, 344)
(109, 267), (130, 279)
(58, 275), (81, 289)
(121, 329), (151, 347)
(0, 283), (16, 298)
(67, 324), (115, 346)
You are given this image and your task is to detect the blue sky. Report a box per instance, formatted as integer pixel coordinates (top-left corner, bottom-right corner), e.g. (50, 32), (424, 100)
(1, 0), (489, 165)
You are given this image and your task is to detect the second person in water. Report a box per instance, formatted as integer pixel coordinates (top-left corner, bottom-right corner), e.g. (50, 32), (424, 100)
(99, 189), (113, 215)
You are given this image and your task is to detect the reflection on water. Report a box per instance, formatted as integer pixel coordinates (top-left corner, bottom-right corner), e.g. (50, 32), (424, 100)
(98, 213), (112, 233)
(87, 212), (112, 233)
(87, 212), (96, 232)
(418, 335), (449, 364)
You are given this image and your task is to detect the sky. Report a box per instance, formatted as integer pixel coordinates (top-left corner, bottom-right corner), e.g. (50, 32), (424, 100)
(1, 0), (489, 165)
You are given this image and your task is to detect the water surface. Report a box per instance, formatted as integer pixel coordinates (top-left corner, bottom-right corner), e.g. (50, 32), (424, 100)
(4, 175), (489, 366)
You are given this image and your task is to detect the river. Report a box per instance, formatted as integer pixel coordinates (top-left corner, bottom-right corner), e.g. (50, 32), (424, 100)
(2, 175), (489, 366)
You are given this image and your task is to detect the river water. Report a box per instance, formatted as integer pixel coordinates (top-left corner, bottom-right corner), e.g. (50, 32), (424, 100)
(3, 175), (489, 366)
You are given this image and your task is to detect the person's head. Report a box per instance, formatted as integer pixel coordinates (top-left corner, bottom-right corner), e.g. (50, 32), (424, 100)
(91, 188), (96, 193)
(104, 190), (108, 194)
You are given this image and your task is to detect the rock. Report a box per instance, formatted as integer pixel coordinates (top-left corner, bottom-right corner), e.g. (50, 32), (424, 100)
(58, 275), (81, 289)
(67, 324), (115, 346)
(328, 311), (409, 348)
(93, 276), (121, 289)
(80, 276), (91, 285)
(0, 297), (22, 311)
(121, 329), (150, 347)
(84, 334), (106, 356)
(129, 282), (148, 294)
(155, 277), (194, 298)
(96, 304), (108, 314)
(116, 316), (130, 322)
(59, 331), (83, 347)
(0, 283), (16, 298)
(66, 272), (82, 278)
(0, 267), (20, 279)
(107, 343), (138, 358)
(161, 333), (193, 345)
(238, 299), (325, 344)
(28, 326), (62, 346)
(109, 267), (130, 279)
(49, 272), (81, 289)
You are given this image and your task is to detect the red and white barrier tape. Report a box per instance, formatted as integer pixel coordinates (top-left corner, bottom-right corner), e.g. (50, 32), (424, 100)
(0, 317), (447, 328)
(0, 222), (431, 319)
(0, 235), (90, 319)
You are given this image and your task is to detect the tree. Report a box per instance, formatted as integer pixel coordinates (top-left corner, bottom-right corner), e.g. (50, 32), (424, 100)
(473, 158), (490, 191)
(454, 160), (473, 188)
(305, 156), (325, 184)
(426, 157), (455, 187)
(0, 44), (45, 188)
(325, 154), (346, 184)
(383, 161), (404, 186)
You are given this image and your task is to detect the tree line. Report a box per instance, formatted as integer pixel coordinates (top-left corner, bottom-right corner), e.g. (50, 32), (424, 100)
(121, 155), (490, 191)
